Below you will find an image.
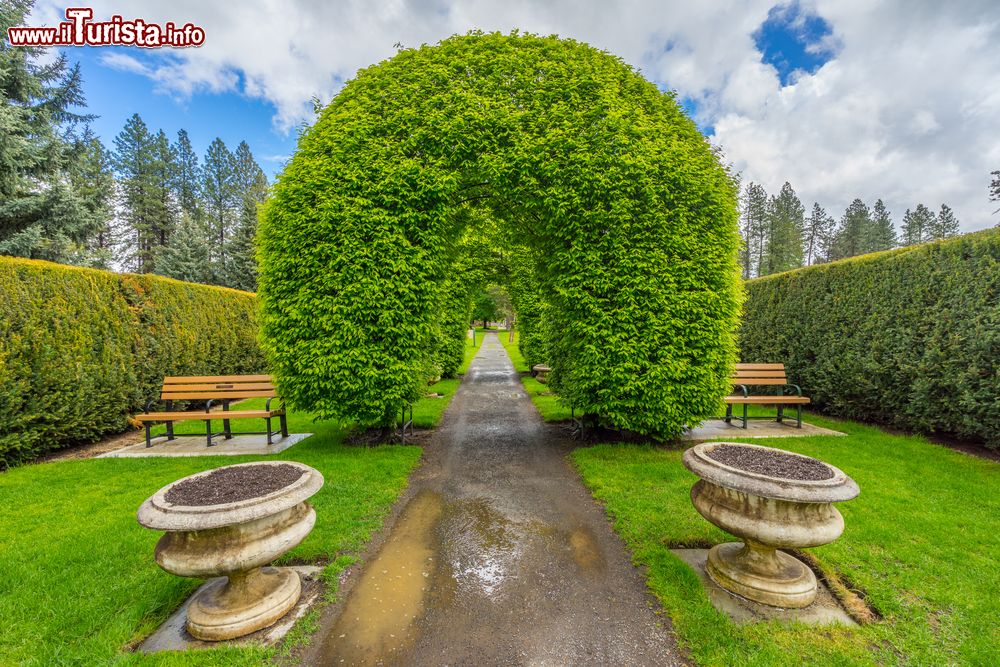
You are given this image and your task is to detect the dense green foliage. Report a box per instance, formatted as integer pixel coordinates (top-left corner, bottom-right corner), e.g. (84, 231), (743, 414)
(259, 33), (742, 437)
(0, 258), (263, 466)
(573, 413), (1000, 665)
(0, 1), (112, 264)
(740, 228), (1000, 447)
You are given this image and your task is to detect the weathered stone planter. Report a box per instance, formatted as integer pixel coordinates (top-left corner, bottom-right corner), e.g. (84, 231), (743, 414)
(137, 461), (324, 640)
(682, 442), (858, 608)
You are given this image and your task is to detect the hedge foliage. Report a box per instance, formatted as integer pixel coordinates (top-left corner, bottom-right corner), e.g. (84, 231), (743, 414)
(0, 258), (263, 466)
(740, 229), (1000, 447)
(259, 32), (742, 436)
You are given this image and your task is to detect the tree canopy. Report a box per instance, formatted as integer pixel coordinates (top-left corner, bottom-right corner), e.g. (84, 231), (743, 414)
(258, 33), (742, 437)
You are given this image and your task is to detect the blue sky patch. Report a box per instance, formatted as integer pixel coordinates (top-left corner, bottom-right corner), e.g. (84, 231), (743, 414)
(753, 2), (838, 86)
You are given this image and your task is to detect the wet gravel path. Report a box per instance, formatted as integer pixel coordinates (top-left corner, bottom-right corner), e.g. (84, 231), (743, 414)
(308, 333), (683, 666)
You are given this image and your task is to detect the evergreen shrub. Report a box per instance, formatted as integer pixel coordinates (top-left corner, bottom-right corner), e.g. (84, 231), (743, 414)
(258, 33), (742, 437)
(740, 229), (1000, 447)
(0, 258), (263, 466)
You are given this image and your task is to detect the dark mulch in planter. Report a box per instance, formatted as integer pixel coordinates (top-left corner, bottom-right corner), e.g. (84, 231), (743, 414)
(166, 464), (303, 506)
(707, 444), (834, 481)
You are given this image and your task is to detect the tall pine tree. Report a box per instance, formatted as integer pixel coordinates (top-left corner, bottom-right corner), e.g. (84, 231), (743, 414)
(172, 129), (202, 222)
(763, 181), (804, 274)
(112, 114), (176, 273)
(865, 199), (897, 252)
(201, 138), (237, 283)
(227, 141), (268, 291)
(740, 182), (769, 278)
(157, 211), (211, 283)
(803, 203), (834, 265)
(928, 204), (959, 239)
(829, 198), (872, 260)
(0, 1), (106, 262)
(901, 204), (935, 246)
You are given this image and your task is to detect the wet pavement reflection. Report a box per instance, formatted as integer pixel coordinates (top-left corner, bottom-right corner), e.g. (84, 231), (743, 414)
(315, 334), (680, 666)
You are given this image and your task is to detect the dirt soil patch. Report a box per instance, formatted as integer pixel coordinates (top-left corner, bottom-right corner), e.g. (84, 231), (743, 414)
(708, 444), (834, 481)
(165, 464), (303, 506)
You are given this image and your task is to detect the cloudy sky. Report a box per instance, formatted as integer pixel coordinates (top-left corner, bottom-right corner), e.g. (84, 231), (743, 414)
(29, 0), (1000, 232)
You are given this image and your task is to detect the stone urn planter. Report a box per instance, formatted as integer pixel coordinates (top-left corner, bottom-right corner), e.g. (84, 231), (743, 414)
(137, 461), (324, 640)
(682, 442), (858, 609)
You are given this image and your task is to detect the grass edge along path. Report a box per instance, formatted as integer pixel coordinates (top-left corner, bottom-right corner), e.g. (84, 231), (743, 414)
(571, 413), (1000, 666)
(0, 336), (484, 665)
(497, 329), (573, 422)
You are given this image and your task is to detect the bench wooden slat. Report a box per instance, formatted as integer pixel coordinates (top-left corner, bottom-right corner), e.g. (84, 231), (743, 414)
(164, 375), (274, 384)
(730, 378), (792, 385)
(733, 369), (787, 378)
(162, 390), (279, 399)
(136, 409), (284, 422)
(734, 363), (786, 370)
(161, 382), (276, 392)
(725, 395), (810, 404)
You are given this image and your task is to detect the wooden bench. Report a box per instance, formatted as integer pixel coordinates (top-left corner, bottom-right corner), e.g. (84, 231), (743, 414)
(724, 363), (810, 429)
(135, 375), (287, 448)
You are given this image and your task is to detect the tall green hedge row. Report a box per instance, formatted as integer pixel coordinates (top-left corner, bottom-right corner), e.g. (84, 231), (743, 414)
(259, 33), (742, 437)
(740, 229), (1000, 447)
(0, 258), (263, 467)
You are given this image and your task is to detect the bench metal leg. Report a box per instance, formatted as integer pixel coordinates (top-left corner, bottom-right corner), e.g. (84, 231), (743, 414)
(266, 417), (273, 446)
(742, 404), (748, 429)
(280, 413), (288, 439)
(724, 404), (732, 424)
(797, 405), (802, 428)
(223, 400), (232, 439)
(205, 420), (214, 447)
(777, 405), (784, 423)
(166, 420), (175, 441)
(145, 423), (152, 448)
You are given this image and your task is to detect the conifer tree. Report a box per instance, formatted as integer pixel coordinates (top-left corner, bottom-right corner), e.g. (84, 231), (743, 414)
(740, 182), (769, 278)
(865, 199), (897, 252)
(112, 114), (156, 272)
(227, 141), (268, 291)
(172, 129), (202, 222)
(201, 138), (237, 282)
(900, 204), (935, 246)
(929, 204), (959, 239)
(68, 128), (115, 267)
(0, 1), (103, 261)
(803, 202), (833, 265)
(157, 211), (211, 283)
(763, 181), (804, 274)
(829, 198), (871, 260)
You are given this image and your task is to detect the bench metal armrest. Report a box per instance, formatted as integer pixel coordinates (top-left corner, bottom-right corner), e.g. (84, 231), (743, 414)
(144, 398), (162, 413)
(266, 396), (284, 411)
(205, 399), (216, 413)
(783, 383), (803, 396)
(734, 384), (749, 397)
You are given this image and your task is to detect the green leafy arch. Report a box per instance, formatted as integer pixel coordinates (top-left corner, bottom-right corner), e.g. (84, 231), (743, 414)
(258, 32), (742, 438)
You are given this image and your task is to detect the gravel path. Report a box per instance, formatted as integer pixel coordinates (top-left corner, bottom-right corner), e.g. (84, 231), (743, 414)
(307, 333), (683, 666)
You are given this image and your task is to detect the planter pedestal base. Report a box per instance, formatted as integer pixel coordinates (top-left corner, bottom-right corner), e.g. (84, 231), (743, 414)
(707, 541), (816, 609)
(188, 567), (302, 641)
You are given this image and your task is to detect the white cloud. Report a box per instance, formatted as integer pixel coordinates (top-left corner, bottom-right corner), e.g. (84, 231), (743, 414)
(33, 0), (1000, 231)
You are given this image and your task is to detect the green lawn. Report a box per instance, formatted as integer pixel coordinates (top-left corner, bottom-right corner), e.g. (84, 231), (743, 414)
(497, 330), (573, 421)
(572, 412), (1000, 666)
(0, 340), (487, 665)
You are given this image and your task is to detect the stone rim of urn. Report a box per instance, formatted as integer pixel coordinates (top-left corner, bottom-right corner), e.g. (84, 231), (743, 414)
(137, 461), (324, 641)
(682, 442), (859, 609)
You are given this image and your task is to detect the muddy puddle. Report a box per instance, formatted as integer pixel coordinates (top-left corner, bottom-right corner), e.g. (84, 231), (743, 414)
(318, 491), (606, 665)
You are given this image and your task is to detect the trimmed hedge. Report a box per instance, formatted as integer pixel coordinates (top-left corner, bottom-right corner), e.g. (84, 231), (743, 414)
(740, 229), (1000, 447)
(259, 33), (742, 437)
(0, 258), (263, 467)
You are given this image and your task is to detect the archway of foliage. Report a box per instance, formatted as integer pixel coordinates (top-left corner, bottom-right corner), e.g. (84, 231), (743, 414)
(258, 32), (742, 438)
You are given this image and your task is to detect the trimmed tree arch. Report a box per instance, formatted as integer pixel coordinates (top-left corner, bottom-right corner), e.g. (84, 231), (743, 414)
(258, 33), (742, 438)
